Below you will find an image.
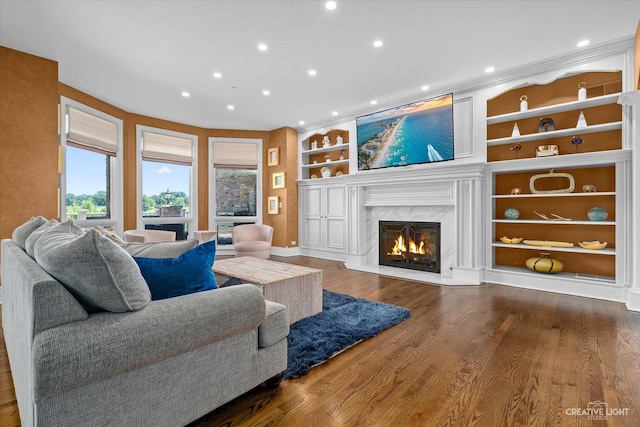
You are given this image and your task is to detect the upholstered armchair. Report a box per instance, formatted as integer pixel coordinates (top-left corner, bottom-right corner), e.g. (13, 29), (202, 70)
(123, 229), (177, 243)
(232, 224), (273, 259)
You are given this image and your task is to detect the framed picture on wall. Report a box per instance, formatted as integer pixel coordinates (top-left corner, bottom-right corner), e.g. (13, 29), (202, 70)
(267, 147), (279, 166)
(267, 196), (279, 214)
(272, 172), (285, 189)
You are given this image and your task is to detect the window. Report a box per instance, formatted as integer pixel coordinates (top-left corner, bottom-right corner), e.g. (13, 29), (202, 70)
(209, 138), (262, 250)
(137, 126), (197, 239)
(60, 98), (123, 233)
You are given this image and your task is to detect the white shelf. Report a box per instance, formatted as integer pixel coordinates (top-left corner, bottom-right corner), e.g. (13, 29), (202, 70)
(492, 242), (615, 255)
(301, 144), (348, 155)
(301, 159), (349, 169)
(486, 93), (621, 124)
(493, 219), (614, 225)
(493, 191), (615, 199)
(486, 121), (622, 146)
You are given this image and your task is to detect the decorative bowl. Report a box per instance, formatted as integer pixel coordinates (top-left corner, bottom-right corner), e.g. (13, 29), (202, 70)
(587, 207), (608, 221)
(577, 241), (608, 250)
(500, 236), (523, 244)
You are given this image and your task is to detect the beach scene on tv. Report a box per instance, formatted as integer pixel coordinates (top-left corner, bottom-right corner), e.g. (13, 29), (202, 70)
(357, 94), (454, 170)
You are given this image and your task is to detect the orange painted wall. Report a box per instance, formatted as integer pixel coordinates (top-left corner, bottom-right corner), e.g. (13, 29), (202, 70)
(0, 46), (299, 246)
(264, 127), (299, 248)
(0, 47), (59, 240)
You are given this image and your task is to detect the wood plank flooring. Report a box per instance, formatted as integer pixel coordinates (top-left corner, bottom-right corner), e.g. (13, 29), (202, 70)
(2, 256), (640, 426)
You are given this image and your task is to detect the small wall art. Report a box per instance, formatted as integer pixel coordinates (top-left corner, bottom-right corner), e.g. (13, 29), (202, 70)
(272, 172), (285, 189)
(267, 147), (279, 166)
(268, 196), (279, 214)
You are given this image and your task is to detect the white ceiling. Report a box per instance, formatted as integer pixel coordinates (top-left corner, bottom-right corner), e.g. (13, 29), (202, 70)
(1, 1), (639, 131)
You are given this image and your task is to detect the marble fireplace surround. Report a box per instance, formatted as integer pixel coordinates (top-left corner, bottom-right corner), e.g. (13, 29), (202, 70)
(344, 163), (484, 286)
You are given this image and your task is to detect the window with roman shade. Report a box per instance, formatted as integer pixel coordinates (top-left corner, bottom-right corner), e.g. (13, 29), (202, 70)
(209, 138), (262, 246)
(67, 106), (119, 156)
(212, 141), (258, 169)
(136, 125), (198, 236)
(60, 98), (124, 235)
(142, 131), (193, 165)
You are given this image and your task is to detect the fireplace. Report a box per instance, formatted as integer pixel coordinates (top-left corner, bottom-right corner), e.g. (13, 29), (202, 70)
(379, 221), (441, 273)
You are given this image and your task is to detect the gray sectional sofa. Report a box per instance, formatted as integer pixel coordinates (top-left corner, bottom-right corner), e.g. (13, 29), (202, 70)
(1, 218), (289, 427)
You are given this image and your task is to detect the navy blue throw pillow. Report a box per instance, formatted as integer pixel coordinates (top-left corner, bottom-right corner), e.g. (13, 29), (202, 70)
(134, 240), (218, 300)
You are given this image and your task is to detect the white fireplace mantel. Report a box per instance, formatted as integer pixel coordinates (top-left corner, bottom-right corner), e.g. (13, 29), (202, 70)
(343, 162), (485, 285)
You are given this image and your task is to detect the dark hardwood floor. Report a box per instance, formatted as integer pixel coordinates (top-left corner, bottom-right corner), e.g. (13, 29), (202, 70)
(2, 256), (640, 426)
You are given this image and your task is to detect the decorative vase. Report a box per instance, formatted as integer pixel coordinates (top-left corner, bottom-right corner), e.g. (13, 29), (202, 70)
(336, 135), (343, 145)
(322, 136), (330, 148)
(587, 206), (608, 221)
(526, 253), (563, 274)
(504, 208), (520, 220)
(520, 95), (528, 111)
(311, 140), (318, 150)
(578, 82), (587, 101)
(321, 169), (332, 178)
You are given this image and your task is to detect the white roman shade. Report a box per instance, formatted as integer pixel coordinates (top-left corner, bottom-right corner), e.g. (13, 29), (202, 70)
(142, 131), (193, 165)
(67, 106), (119, 155)
(213, 142), (258, 169)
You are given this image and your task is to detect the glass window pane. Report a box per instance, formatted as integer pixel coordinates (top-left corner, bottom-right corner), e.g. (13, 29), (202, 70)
(142, 160), (191, 218)
(215, 168), (257, 217)
(66, 145), (110, 220)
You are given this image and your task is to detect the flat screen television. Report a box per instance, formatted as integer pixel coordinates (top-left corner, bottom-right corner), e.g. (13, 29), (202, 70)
(356, 93), (454, 171)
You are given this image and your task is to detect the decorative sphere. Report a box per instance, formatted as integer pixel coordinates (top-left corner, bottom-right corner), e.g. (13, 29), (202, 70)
(526, 253), (563, 273)
(510, 188), (521, 195)
(504, 208), (520, 220)
(582, 184), (597, 193)
(587, 207), (608, 221)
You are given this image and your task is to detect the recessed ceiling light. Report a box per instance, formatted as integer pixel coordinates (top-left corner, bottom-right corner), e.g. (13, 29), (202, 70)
(332, 111), (339, 116)
(577, 39), (590, 48)
(213, 72), (222, 78)
(485, 66), (496, 73)
(421, 85), (430, 91)
(181, 91), (190, 98)
(262, 90), (270, 96)
(325, 1), (337, 10)
(370, 100), (378, 105)
(258, 43), (268, 51)
(299, 120), (305, 125)
(227, 105), (235, 110)
(308, 69), (317, 76)
(373, 40), (384, 48)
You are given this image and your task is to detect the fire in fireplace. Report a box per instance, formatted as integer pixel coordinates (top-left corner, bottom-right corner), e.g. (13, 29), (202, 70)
(379, 221), (441, 273)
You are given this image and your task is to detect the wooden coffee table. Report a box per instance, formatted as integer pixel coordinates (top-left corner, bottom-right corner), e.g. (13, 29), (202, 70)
(213, 257), (323, 324)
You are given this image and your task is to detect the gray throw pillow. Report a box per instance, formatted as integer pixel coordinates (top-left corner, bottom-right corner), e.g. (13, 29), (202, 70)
(25, 219), (60, 258)
(121, 239), (199, 258)
(34, 221), (151, 313)
(12, 216), (47, 250)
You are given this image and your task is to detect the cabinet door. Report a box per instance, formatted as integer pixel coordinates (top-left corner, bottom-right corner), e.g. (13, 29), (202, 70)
(301, 185), (322, 248)
(324, 185), (347, 251)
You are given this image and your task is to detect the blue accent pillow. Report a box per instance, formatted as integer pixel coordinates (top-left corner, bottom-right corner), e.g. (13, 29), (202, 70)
(134, 240), (218, 300)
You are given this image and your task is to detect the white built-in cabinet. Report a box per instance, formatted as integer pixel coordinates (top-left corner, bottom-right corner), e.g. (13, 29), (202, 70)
(299, 182), (347, 253)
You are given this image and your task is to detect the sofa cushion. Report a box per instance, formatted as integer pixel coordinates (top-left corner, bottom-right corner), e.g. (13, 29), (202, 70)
(34, 221), (151, 312)
(25, 219), (60, 257)
(234, 241), (271, 252)
(12, 216), (47, 249)
(121, 239), (199, 258)
(134, 240), (218, 300)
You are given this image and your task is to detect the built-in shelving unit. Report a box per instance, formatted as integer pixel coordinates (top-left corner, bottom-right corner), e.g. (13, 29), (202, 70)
(300, 129), (349, 180)
(485, 71), (628, 293)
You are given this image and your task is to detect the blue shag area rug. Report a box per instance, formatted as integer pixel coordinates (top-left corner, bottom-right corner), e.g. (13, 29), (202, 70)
(284, 290), (411, 379)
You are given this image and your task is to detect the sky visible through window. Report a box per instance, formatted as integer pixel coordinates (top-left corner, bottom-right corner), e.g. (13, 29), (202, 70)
(66, 147), (189, 197)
